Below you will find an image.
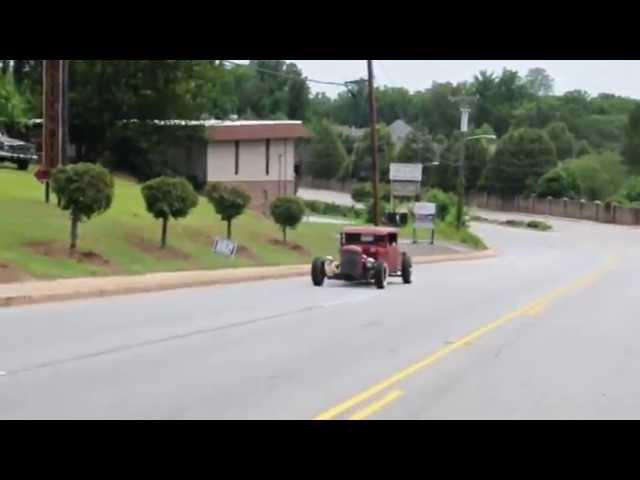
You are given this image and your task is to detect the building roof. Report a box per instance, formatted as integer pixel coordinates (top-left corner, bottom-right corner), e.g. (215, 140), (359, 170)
(26, 118), (313, 142)
(389, 119), (413, 145)
(207, 121), (312, 142)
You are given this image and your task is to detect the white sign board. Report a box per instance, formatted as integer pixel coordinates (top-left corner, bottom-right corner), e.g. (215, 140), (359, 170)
(414, 202), (436, 229)
(212, 238), (238, 257)
(391, 181), (420, 197)
(389, 163), (423, 182)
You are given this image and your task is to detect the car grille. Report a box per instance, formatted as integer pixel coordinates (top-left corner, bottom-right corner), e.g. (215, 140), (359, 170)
(340, 251), (361, 276)
(9, 144), (34, 155)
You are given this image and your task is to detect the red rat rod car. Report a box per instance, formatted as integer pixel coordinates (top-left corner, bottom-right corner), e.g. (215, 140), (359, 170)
(311, 226), (412, 289)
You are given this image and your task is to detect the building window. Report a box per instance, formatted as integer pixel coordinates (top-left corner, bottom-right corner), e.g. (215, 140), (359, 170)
(265, 139), (270, 176)
(234, 141), (239, 175)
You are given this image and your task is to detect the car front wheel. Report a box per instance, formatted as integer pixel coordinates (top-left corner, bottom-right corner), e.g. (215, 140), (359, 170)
(311, 257), (326, 286)
(401, 253), (412, 284)
(374, 261), (387, 289)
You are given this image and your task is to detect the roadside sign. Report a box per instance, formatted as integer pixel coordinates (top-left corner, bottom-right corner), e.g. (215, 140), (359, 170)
(212, 238), (238, 257)
(414, 202), (436, 228)
(390, 181), (420, 197)
(389, 163), (423, 182)
(34, 168), (50, 184)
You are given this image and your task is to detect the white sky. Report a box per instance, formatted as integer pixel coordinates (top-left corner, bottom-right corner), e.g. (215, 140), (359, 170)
(277, 60), (640, 99)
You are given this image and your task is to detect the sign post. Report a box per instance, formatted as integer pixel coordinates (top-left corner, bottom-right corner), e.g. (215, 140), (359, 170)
(389, 163), (423, 219)
(413, 201), (436, 245)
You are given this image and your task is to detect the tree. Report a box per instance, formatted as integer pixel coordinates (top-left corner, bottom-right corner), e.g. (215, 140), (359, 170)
(307, 121), (348, 179)
(69, 60), (225, 163)
(270, 197), (305, 243)
(472, 69), (533, 136)
(525, 68), (555, 96)
(396, 127), (438, 168)
(481, 128), (557, 195)
(0, 72), (27, 126)
(545, 121), (576, 161)
(141, 176), (199, 248)
(618, 177), (640, 204)
(465, 124), (495, 191)
(535, 166), (581, 199)
(433, 133), (462, 193)
(575, 139), (593, 157)
(567, 152), (627, 200)
(376, 87), (413, 125)
(623, 103), (640, 172)
(352, 124), (395, 181)
(351, 183), (372, 203)
(205, 183), (251, 240)
(51, 163), (115, 251)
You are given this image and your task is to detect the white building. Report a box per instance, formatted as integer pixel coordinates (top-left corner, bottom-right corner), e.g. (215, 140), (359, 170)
(156, 120), (312, 212)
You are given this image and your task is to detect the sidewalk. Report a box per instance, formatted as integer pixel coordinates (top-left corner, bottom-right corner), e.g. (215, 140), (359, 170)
(0, 249), (496, 308)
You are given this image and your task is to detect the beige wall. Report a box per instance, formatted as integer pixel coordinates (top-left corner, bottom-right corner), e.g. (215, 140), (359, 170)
(206, 139), (295, 183)
(467, 191), (640, 226)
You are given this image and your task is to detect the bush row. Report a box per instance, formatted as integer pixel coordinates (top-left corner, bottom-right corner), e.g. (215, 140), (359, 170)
(50, 163), (307, 252)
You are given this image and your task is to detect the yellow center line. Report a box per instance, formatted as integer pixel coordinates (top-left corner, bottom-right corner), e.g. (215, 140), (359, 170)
(349, 390), (405, 420)
(314, 255), (619, 421)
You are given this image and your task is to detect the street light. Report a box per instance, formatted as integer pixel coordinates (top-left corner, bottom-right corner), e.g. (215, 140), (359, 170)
(465, 134), (497, 142)
(453, 133), (497, 229)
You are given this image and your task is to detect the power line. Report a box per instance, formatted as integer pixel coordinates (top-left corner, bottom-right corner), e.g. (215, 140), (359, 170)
(222, 60), (350, 88)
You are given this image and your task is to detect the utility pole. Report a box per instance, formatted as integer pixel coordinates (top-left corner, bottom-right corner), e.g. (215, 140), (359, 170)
(367, 60), (380, 226)
(41, 60), (67, 203)
(450, 95), (478, 230)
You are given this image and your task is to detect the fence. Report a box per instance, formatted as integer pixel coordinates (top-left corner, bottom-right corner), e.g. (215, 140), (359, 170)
(467, 192), (640, 226)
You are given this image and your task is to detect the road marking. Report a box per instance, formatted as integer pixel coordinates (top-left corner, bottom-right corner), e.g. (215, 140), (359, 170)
(349, 390), (405, 420)
(314, 255), (618, 420)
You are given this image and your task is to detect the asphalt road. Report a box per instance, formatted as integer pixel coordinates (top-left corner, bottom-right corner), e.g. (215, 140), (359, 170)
(1, 212), (639, 419)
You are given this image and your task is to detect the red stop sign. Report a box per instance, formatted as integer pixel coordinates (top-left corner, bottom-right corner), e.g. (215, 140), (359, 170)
(34, 168), (50, 183)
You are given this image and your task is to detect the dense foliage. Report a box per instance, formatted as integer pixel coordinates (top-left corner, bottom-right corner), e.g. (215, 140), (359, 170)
(2, 61), (638, 200)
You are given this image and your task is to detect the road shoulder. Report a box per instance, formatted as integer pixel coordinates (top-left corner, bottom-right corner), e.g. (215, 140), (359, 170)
(0, 249), (496, 308)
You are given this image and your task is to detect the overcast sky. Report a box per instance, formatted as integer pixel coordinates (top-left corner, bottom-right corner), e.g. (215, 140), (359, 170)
(279, 60), (640, 99)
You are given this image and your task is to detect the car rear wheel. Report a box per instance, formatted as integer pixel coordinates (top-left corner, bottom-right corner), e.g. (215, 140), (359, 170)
(374, 261), (387, 289)
(16, 159), (29, 171)
(311, 257), (326, 286)
(401, 253), (412, 284)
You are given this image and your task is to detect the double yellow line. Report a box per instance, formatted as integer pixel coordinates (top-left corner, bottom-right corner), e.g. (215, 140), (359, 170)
(314, 256), (619, 420)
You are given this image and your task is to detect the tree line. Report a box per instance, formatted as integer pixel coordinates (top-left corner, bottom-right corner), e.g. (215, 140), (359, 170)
(2, 60), (640, 204)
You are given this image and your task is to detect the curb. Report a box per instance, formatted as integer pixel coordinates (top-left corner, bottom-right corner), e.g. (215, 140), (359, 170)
(0, 249), (496, 308)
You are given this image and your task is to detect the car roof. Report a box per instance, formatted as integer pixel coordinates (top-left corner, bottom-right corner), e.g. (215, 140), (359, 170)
(342, 226), (398, 235)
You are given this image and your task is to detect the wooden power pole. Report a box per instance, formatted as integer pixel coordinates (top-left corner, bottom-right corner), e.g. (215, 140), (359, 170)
(367, 60), (380, 226)
(41, 60), (67, 202)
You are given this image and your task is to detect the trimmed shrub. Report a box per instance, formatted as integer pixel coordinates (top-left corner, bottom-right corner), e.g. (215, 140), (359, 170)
(51, 163), (115, 251)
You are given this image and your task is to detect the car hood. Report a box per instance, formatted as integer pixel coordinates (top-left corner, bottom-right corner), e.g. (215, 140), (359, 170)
(0, 135), (29, 146)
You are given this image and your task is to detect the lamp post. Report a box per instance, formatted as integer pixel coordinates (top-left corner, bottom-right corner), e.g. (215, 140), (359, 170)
(450, 95), (479, 230)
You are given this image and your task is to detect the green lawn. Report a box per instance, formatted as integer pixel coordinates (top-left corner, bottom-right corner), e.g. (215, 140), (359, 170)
(399, 221), (487, 250)
(0, 166), (346, 280)
(0, 165), (486, 281)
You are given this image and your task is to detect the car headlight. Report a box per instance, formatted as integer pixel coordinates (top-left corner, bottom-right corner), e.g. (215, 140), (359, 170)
(366, 257), (375, 268)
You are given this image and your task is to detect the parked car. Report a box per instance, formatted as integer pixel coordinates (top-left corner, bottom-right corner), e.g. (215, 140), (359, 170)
(311, 226), (412, 289)
(0, 129), (38, 170)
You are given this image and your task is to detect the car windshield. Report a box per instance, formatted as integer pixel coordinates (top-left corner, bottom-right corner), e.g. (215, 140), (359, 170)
(344, 233), (387, 245)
